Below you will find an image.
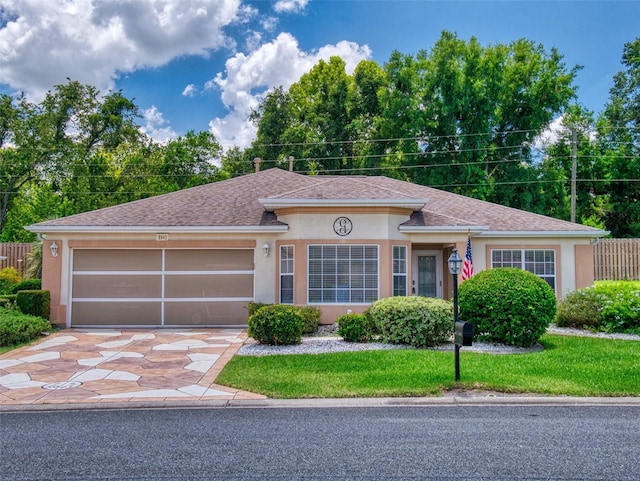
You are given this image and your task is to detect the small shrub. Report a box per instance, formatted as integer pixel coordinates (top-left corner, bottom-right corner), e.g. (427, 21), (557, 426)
(11, 279), (42, 294)
(298, 306), (322, 334)
(593, 281), (640, 333)
(0, 308), (52, 347)
(368, 296), (453, 348)
(248, 304), (304, 345)
(16, 290), (50, 320)
(459, 268), (556, 347)
(555, 281), (640, 334)
(247, 302), (273, 318)
(0, 267), (21, 295)
(556, 287), (602, 329)
(336, 312), (376, 342)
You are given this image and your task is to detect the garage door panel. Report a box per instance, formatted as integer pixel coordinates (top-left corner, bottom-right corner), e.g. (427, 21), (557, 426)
(164, 249), (254, 271)
(164, 274), (253, 298)
(73, 275), (162, 298)
(71, 249), (254, 326)
(71, 302), (162, 326)
(74, 249), (161, 271)
(164, 301), (249, 326)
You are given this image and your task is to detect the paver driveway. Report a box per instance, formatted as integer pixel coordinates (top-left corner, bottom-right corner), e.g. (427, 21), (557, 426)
(0, 328), (265, 406)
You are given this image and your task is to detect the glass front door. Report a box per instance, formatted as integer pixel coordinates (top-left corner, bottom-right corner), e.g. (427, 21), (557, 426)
(412, 250), (443, 298)
(417, 255), (437, 297)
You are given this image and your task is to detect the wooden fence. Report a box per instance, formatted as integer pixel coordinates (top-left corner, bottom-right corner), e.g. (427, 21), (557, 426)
(594, 238), (640, 281)
(0, 243), (32, 278)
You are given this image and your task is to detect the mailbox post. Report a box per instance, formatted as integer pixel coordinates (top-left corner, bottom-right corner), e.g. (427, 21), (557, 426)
(448, 247), (472, 382)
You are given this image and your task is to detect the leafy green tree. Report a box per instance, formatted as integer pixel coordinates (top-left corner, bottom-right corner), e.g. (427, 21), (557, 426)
(597, 38), (640, 237)
(159, 131), (226, 190)
(390, 32), (579, 212)
(541, 106), (607, 227)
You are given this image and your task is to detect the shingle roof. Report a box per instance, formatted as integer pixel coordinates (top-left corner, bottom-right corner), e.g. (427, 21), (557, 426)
(29, 168), (603, 234)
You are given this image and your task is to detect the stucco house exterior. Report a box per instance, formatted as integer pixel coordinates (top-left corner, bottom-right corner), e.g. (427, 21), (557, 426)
(27, 168), (606, 328)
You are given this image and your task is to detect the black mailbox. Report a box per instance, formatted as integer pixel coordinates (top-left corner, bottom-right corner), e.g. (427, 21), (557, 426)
(454, 320), (473, 346)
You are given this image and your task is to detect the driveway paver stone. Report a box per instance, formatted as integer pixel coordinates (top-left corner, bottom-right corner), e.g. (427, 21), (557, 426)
(0, 328), (265, 405)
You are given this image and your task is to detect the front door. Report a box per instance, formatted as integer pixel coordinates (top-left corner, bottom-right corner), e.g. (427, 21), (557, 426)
(412, 250), (443, 298)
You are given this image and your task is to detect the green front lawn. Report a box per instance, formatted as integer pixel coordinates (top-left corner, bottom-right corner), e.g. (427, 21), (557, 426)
(216, 334), (640, 398)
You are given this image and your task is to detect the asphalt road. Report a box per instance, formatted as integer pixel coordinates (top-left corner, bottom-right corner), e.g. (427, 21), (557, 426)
(1, 405), (638, 480)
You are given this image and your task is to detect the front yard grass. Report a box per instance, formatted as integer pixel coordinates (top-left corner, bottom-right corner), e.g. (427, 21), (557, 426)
(216, 334), (640, 398)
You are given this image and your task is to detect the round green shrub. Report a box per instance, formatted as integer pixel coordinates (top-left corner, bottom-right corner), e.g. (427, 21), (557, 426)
(336, 312), (376, 342)
(556, 287), (602, 329)
(247, 304), (304, 345)
(298, 306), (322, 334)
(458, 268), (556, 347)
(368, 296), (453, 348)
(247, 302), (272, 318)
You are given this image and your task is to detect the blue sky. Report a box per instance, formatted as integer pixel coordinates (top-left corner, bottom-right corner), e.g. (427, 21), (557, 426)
(1, 1), (638, 149)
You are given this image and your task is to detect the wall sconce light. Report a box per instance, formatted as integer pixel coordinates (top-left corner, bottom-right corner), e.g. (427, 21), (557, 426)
(263, 242), (270, 258)
(50, 241), (59, 258)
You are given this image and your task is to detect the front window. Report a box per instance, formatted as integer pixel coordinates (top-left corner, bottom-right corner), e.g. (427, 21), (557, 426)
(392, 245), (407, 296)
(491, 249), (556, 291)
(308, 245), (378, 304)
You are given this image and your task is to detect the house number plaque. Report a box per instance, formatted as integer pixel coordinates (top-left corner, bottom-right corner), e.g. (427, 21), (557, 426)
(333, 217), (353, 236)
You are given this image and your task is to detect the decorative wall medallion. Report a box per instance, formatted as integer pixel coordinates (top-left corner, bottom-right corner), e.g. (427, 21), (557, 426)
(333, 217), (353, 236)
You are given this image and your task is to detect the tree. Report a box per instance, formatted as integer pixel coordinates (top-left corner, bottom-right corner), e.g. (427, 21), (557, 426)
(391, 32), (579, 212)
(541, 106), (607, 227)
(597, 38), (640, 237)
(249, 32), (580, 214)
(159, 131), (226, 190)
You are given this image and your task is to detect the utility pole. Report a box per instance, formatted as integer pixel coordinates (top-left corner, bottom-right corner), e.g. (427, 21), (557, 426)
(571, 127), (577, 224)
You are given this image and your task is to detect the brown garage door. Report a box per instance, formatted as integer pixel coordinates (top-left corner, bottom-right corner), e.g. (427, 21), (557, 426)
(71, 249), (254, 327)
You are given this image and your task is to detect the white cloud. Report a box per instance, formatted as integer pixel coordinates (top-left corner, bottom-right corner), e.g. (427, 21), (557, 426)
(208, 32), (371, 149)
(182, 84), (198, 97)
(140, 106), (177, 144)
(274, 0), (309, 13)
(535, 116), (565, 149)
(0, 0), (242, 99)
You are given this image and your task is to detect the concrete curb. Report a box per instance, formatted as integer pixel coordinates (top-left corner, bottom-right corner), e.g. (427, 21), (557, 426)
(2, 395), (639, 413)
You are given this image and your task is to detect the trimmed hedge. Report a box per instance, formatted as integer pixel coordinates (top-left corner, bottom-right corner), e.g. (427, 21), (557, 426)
(0, 308), (51, 347)
(11, 279), (42, 294)
(459, 268), (556, 347)
(16, 290), (50, 321)
(336, 312), (377, 342)
(368, 296), (453, 348)
(556, 281), (640, 333)
(248, 304), (305, 345)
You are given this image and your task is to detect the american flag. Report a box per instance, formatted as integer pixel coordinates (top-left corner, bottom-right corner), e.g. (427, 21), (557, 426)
(461, 235), (474, 281)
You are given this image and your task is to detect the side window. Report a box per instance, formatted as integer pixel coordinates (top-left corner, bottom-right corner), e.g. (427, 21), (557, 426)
(280, 245), (294, 304)
(491, 249), (556, 292)
(392, 245), (407, 296)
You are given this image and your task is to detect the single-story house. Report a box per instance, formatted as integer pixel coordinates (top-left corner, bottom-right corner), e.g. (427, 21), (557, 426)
(27, 168), (606, 328)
